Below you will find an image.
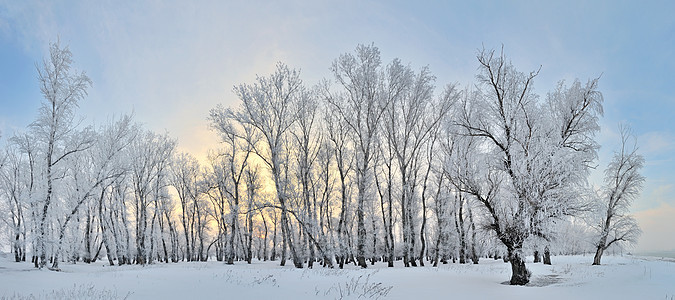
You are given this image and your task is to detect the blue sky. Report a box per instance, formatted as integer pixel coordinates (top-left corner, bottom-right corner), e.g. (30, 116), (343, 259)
(1, 0), (673, 252)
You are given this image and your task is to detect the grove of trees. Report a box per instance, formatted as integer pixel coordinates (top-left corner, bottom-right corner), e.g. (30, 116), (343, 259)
(0, 42), (643, 285)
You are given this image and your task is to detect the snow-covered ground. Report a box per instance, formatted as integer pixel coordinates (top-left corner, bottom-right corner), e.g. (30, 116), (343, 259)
(1, 254), (673, 299)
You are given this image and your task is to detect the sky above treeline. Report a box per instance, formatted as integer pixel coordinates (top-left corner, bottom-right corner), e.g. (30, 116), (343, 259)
(0, 0), (673, 252)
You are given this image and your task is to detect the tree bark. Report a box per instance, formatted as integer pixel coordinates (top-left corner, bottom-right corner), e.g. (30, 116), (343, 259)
(467, 203), (479, 264)
(592, 246), (604, 265)
(419, 187), (427, 267)
(356, 170), (368, 268)
(99, 188), (115, 266)
(508, 248), (530, 285)
(455, 193), (466, 264)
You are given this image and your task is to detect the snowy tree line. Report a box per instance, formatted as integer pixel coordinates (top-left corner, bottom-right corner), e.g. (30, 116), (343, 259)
(0, 42), (643, 285)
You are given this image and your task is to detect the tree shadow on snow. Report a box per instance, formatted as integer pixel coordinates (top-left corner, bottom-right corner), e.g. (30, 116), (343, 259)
(500, 275), (565, 287)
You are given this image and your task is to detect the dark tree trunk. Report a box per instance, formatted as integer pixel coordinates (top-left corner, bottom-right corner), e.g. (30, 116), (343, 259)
(84, 211), (93, 263)
(508, 249), (530, 285)
(533, 250), (541, 263)
(14, 233), (22, 262)
(280, 208), (302, 268)
(270, 212), (277, 262)
(371, 217), (377, 266)
(433, 230), (442, 267)
(543, 246), (551, 265)
(247, 212), (253, 264)
(468, 204), (479, 265)
(99, 189), (115, 266)
(356, 175), (368, 269)
(375, 163), (395, 268)
(592, 246), (604, 265)
(227, 200), (238, 265)
(419, 197), (427, 267)
(455, 193), (466, 264)
(261, 211), (269, 261)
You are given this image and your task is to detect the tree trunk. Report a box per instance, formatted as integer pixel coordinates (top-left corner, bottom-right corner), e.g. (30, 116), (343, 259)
(467, 204), (479, 265)
(273, 154), (302, 268)
(508, 248), (530, 285)
(433, 228), (442, 267)
(99, 189), (115, 266)
(592, 246), (604, 265)
(182, 206), (191, 262)
(271, 214), (277, 261)
(356, 172), (368, 268)
(84, 211), (93, 263)
(14, 233), (22, 262)
(148, 211), (157, 264)
(136, 195), (147, 265)
(419, 192), (427, 267)
(543, 245), (551, 265)
(261, 211), (268, 261)
(280, 207), (302, 268)
(371, 217), (377, 265)
(227, 204), (237, 265)
(375, 165), (395, 268)
(533, 250), (541, 263)
(455, 193), (466, 264)
(247, 211), (253, 264)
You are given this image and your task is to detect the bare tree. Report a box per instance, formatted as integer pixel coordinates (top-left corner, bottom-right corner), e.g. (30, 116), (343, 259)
(322, 102), (354, 268)
(214, 121), (252, 264)
(94, 116), (137, 266)
(29, 41), (93, 268)
(170, 152), (202, 261)
(290, 88), (322, 268)
(452, 48), (602, 285)
(374, 131), (396, 267)
(0, 146), (29, 262)
(205, 152), (228, 262)
(50, 115), (134, 269)
(382, 60), (457, 267)
(244, 167), (260, 264)
(213, 63), (304, 268)
(328, 44), (391, 268)
(592, 125), (643, 265)
(129, 130), (176, 265)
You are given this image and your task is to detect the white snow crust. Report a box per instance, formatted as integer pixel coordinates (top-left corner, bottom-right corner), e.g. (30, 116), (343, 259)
(1, 254), (673, 299)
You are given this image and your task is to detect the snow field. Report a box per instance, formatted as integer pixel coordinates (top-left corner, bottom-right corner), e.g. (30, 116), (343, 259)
(1, 254), (673, 300)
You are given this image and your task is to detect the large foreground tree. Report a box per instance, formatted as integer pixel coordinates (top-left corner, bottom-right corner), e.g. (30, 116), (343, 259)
(452, 48), (603, 285)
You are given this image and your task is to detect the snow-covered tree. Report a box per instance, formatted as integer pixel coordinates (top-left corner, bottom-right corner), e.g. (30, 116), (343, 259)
(171, 152), (203, 262)
(50, 115), (134, 269)
(451, 48), (603, 285)
(327, 44), (392, 268)
(592, 125), (643, 265)
(380, 59), (457, 267)
(29, 41), (93, 268)
(0, 145), (29, 262)
(0, 41), (631, 286)
(213, 62), (305, 268)
(321, 101), (354, 269)
(129, 130), (176, 265)
(289, 86), (335, 268)
(205, 118), (252, 264)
